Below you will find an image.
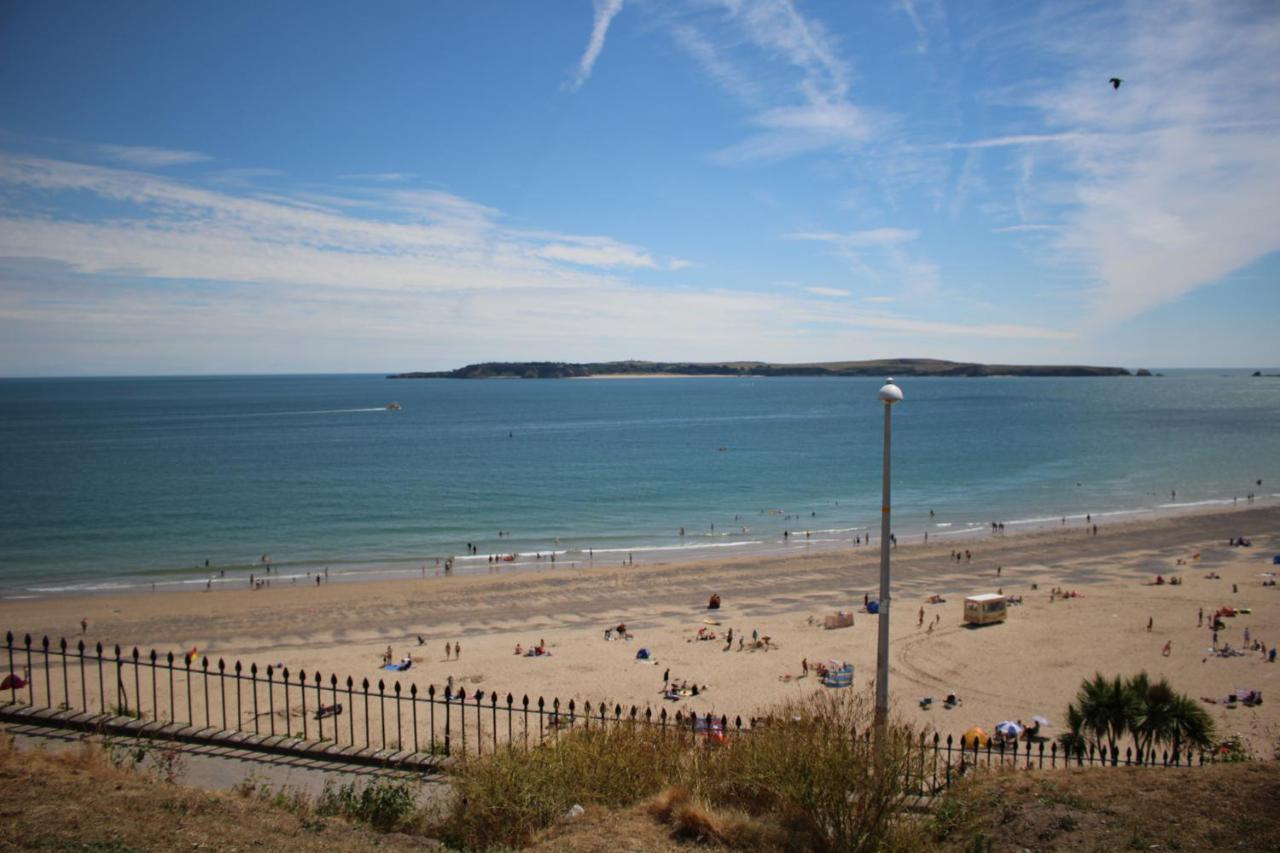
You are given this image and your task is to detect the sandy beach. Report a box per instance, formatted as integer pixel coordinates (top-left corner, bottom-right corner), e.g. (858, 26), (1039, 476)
(3, 504), (1277, 754)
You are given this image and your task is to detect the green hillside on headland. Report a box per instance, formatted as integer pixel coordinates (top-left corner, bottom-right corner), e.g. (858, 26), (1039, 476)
(390, 358), (1131, 379)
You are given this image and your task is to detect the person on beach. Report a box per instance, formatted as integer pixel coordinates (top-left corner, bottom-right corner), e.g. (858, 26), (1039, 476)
(445, 642), (452, 660)
(663, 668), (670, 685)
(455, 641), (461, 659)
(80, 618), (87, 634)
(1147, 617), (1153, 632)
(1162, 641), (1172, 656)
(801, 658), (808, 676)
(918, 607), (925, 626)
(1198, 608), (1204, 627)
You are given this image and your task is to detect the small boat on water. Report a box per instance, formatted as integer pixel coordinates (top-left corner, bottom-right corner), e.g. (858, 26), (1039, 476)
(386, 402), (402, 411)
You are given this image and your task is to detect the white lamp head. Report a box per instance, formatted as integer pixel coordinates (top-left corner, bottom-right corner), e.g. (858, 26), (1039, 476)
(877, 377), (903, 405)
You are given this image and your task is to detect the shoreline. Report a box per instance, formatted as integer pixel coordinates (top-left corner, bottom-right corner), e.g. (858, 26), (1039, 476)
(8, 495), (1275, 602)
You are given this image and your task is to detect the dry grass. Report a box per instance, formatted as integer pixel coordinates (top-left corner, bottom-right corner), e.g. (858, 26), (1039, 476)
(0, 730), (437, 851)
(437, 690), (928, 851)
(929, 762), (1280, 851)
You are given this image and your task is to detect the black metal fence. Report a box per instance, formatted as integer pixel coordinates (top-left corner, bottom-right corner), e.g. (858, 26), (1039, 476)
(1, 631), (746, 766)
(2, 630), (1213, 789)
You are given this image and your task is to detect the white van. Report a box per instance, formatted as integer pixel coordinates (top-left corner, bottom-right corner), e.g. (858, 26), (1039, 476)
(964, 593), (1007, 626)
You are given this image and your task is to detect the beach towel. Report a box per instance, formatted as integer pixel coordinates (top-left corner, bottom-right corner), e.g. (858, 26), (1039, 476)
(382, 663), (401, 671)
(822, 664), (854, 688)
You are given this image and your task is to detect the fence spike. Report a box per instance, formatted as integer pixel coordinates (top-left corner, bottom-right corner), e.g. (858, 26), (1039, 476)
(410, 683), (418, 697)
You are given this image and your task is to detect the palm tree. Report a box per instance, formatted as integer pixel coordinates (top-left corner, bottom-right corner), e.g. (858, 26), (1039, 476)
(1074, 673), (1137, 757)
(1165, 693), (1214, 762)
(1058, 702), (1087, 755)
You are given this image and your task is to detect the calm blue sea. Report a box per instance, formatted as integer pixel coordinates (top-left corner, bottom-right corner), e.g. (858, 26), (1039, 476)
(1, 372), (1276, 596)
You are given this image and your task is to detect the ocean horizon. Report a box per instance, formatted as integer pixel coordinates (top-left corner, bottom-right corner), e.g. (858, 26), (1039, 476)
(1, 370), (1276, 598)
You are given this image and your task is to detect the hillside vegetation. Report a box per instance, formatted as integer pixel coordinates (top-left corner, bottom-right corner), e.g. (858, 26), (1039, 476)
(390, 358), (1132, 379)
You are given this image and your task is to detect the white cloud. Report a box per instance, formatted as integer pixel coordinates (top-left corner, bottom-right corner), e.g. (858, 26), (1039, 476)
(972, 0), (1280, 325)
(804, 286), (849, 297)
(0, 151), (1077, 374)
(566, 0), (625, 92)
(97, 143), (210, 167)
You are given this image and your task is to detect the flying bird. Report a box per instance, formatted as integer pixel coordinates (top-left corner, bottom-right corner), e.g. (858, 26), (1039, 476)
(1109, 77), (1123, 90)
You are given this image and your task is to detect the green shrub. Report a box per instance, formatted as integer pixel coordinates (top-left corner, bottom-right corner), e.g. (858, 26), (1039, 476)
(315, 778), (418, 832)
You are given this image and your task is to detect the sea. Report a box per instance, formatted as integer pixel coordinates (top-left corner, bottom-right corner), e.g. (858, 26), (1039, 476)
(1, 371), (1276, 598)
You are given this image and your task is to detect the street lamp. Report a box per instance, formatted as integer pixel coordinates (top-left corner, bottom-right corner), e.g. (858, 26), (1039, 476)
(874, 377), (902, 728)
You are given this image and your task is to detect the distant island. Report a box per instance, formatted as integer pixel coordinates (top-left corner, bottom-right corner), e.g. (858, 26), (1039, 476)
(389, 358), (1132, 379)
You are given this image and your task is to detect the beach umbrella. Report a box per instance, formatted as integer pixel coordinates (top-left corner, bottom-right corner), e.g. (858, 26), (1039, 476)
(1032, 715), (1052, 728)
(995, 721), (1022, 738)
(962, 726), (990, 748)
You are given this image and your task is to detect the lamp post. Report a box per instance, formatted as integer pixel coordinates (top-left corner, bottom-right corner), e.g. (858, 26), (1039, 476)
(874, 377), (903, 728)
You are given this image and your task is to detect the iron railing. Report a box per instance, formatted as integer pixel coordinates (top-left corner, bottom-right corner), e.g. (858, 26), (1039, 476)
(2, 630), (1213, 788)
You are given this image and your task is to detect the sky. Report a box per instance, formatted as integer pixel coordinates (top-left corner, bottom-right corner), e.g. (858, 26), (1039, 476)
(0, 0), (1277, 375)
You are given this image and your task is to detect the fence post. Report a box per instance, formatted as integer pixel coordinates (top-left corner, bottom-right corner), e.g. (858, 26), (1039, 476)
(522, 695), (530, 751)
(491, 692), (498, 754)
(132, 648), (141, 721)
(347, 676), (355, 748)
(164, 651), (174, 722)
(60, 638), (69, 713)
(299, 670), (308, 741)
(362, 678), (370, 750)
(394, 681), (402, 751)
(428, 684), (436, 754)
(945, 734), (953, 787)
(234, 661), (243, 731)
(218, 659), (227, 731)
(476, 690), (484, 755)
(315, 671), (325, 743)
(96, 642), (105, 716)
(24, 635), (34, 708)
(41, 636), (51, 709)
(411, 683), (419, 753)
(4, 632), (13, 704)
(114, 645), (125, 716)
(78, 640), (87, 712)
(202, 657), (211, 728)
(255, 664), (264, 736)
(507, 693), (514, 749)
(183, 652), (192, 726)
(377, 679), (386, 751)
(265, 666), (275, 737)
(537, 696), (545, 743)
(331, 675), (341, 747)
(283, 668), (295, 737)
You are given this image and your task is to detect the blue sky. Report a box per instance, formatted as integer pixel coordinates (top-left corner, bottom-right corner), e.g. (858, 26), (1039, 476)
(0, 0), (1277, 375)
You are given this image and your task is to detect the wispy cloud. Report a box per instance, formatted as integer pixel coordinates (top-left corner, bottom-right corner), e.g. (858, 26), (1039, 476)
(991, 224), (1060, 233)
(1012, 0), (1280, 324)
(97, 143), (210, 167)
(0, 151), (1076, 373)
(566, 0), (625, 92)
(894, 0), (928, 54)
(339, 172), (416, 182)
(786, 228), (938, 297)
